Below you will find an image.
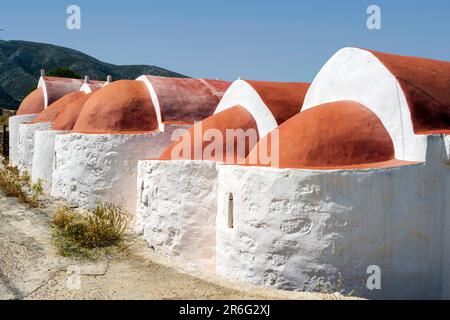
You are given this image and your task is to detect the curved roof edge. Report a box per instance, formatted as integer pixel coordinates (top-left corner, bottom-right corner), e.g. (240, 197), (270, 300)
(301, 47), (431, 161)
(215, 79), (309, 138)
(136, 75), (165, 132)
(137, 75), (231, 132)
(215, 80), (279, 138)
(37, 76), (85, 108)
(80, 80), (108, 94)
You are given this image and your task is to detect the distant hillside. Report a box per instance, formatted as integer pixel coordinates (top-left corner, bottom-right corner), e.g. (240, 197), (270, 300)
(0, 85), (16, 106)
(0, 40), (188, 109)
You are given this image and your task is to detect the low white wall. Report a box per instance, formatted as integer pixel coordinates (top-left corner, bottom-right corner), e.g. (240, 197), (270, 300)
(18, 122), (52, 173)
(32, 129), (69, 192)
(51, 125), (190, 213)
(8, 114), (38, 166)
(216, 135), (450, 299)
(137, 160), (218, 271)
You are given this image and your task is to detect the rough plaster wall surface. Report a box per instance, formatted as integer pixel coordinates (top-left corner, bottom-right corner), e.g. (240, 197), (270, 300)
(51, 125), (190, 213)
(435, 134), (450, 299)
(444, 135), (450, 162)
(18, 122), (52, 173)
(137, 160), (218, 271)
(9, 114), (38, 166)
(302, 48), (428, 162)
(216, 135), (449, 299)
(32, 130), (69, 192)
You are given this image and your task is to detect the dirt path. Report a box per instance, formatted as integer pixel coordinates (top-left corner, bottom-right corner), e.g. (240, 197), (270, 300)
(0, 191), (342, 300)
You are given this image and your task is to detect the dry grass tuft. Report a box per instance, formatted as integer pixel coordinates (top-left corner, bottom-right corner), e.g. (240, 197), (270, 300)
(0, 159), (42, 207)
(51, 203), (129, 259)
(0, 161), (28, 201)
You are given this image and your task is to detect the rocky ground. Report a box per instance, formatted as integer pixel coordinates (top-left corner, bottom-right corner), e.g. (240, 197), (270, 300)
(0, 190), (345, 300)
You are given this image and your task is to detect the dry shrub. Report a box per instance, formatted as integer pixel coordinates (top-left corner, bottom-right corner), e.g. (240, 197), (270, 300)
(0, 159), (42, 208)
(53, 206), (76, 228)
(83, 203), (128, 248)
(20, 170), (31, 186)
(52, 203), (129, 259)
(0, 162), (28, 201)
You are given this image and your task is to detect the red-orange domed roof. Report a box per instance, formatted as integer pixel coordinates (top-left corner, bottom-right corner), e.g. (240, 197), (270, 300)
(160, 106), (258, 163)
(139, 76), (230, 125)
(17, 88), (45, 115)
(31, 91), (86, 124)
(42, 76), (85, 106)
(73, 80), (158, 133)
(369, 50), (450, 134)
(18, 76), (86, 116)
(247, 101), (396, 169)
(52, 93), (93, 130)
(245, 81), (310, 124)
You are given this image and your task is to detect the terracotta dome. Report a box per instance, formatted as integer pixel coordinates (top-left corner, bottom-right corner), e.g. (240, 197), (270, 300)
(73, 80), (158, 133)
(303, 48), (450, 161)
(31, 91), (86, 124)
(80, 80), (107, 94)
(247, 100), (396, 169)
(52, 93), (93, 130)
(17, 76), (85, 116)
(214, 80), (310, 137)
(17, 88), (45, 115)
(137, 76), (230, 131)
(160, 106), (258, 163)
(368, 50), (450, 134)
(245, 81), (310, 124)
(40, 76), (85, 107)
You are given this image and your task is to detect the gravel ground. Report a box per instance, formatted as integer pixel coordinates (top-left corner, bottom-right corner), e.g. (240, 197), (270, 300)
(0, 190), (347, 300)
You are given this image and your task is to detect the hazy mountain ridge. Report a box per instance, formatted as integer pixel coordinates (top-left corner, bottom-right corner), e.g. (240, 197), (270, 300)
(0, 40), (187, 109)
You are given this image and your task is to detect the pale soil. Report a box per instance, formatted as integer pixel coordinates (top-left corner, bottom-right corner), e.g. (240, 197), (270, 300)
(0, 191), (348, 300)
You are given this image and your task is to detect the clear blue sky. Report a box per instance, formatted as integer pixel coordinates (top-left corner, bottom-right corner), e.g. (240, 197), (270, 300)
(1, 0), (449, 82)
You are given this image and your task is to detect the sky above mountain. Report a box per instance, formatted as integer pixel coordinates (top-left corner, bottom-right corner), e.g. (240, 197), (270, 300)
(1, 0), (449, 82)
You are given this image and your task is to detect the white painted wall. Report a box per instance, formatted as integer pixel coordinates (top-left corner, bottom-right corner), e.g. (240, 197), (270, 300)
(32, 130), (69, 192)
(216, 135), (450, 299)
(137, 160), (218, 271)
(51, 125), (190, 213)
(8, 114), (38, 166)
(444, 135), (450, 163)
(18, 122), (52, 173)
(215, 80), (278, 138)
(302, 47), (428, 162)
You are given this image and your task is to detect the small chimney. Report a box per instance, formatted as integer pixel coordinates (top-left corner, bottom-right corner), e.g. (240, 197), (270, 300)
(84, 75), (89, 83)
(40, 69), (46, 77)
(106, 75), (112, 83)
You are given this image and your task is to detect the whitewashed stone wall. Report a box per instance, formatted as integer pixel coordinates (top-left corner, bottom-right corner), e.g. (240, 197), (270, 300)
(216, 135), (450, 299)
(137, 160), (218, 271)
(51, 125), (190, 213)
(32, 130), (69, 192)
(8, 114), (38, 166)
(444, 135), (450, 162)
(18, 122), (52, 173)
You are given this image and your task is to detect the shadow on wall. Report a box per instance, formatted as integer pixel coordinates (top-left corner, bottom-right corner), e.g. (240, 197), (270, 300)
(215, 135), (450, 299)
